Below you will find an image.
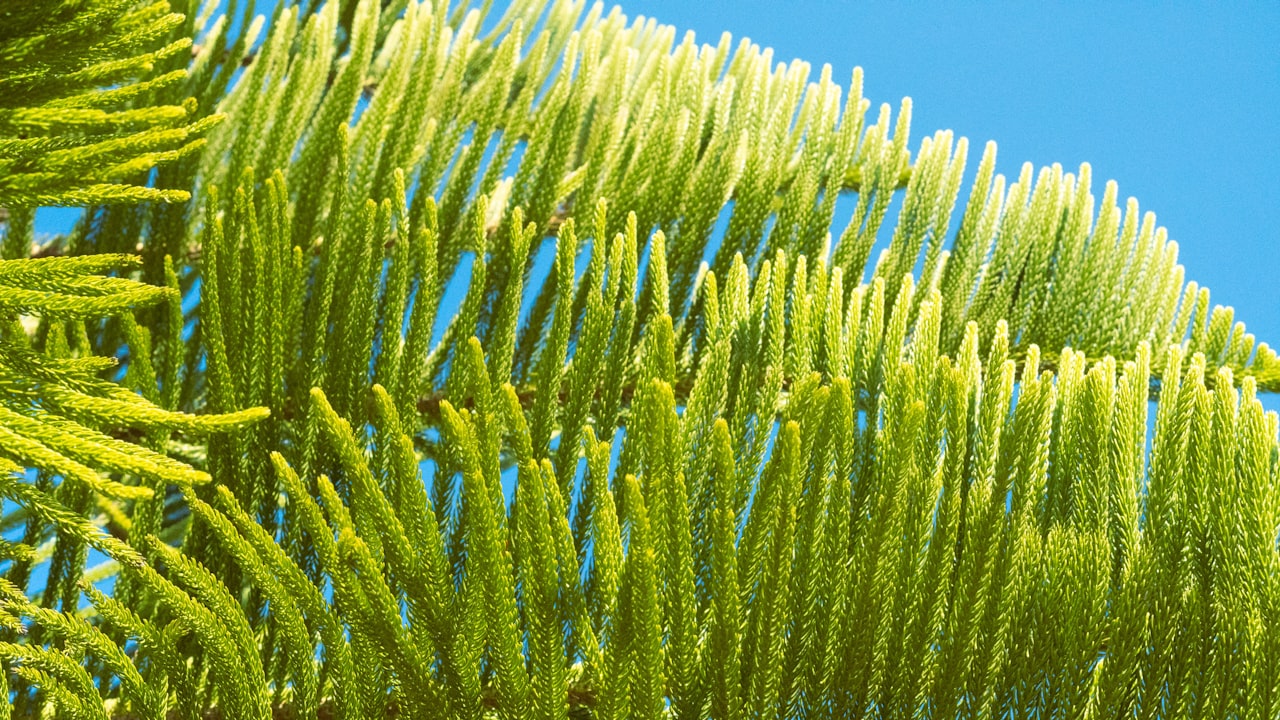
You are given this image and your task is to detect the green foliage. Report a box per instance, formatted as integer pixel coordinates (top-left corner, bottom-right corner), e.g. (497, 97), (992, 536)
(0, 0), (217, 211)
(0, 0), (1278, 718)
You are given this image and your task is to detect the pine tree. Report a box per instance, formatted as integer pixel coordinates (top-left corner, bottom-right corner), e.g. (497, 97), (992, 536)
(0, 0), (1277, 718)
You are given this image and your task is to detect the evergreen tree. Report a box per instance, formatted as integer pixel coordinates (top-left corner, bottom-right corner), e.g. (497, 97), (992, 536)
(0, 0), (1277, 718)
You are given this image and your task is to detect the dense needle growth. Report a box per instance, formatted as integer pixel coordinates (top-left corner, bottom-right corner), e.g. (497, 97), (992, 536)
(0, 0), (1277, 718)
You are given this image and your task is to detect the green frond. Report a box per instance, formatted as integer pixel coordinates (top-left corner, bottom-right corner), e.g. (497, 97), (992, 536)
(0, 0), (1276, 717)
(0, 0), (215, 209)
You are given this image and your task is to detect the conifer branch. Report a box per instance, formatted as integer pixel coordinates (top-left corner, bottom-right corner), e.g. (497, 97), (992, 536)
(0, 1), (1277, 718)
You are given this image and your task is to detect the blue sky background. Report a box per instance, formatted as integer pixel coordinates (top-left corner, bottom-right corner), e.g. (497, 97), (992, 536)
(623, 0), (1280, 361)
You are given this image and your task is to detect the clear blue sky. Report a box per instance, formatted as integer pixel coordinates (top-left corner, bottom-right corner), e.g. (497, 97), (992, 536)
(622, 0), (1280, 357)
